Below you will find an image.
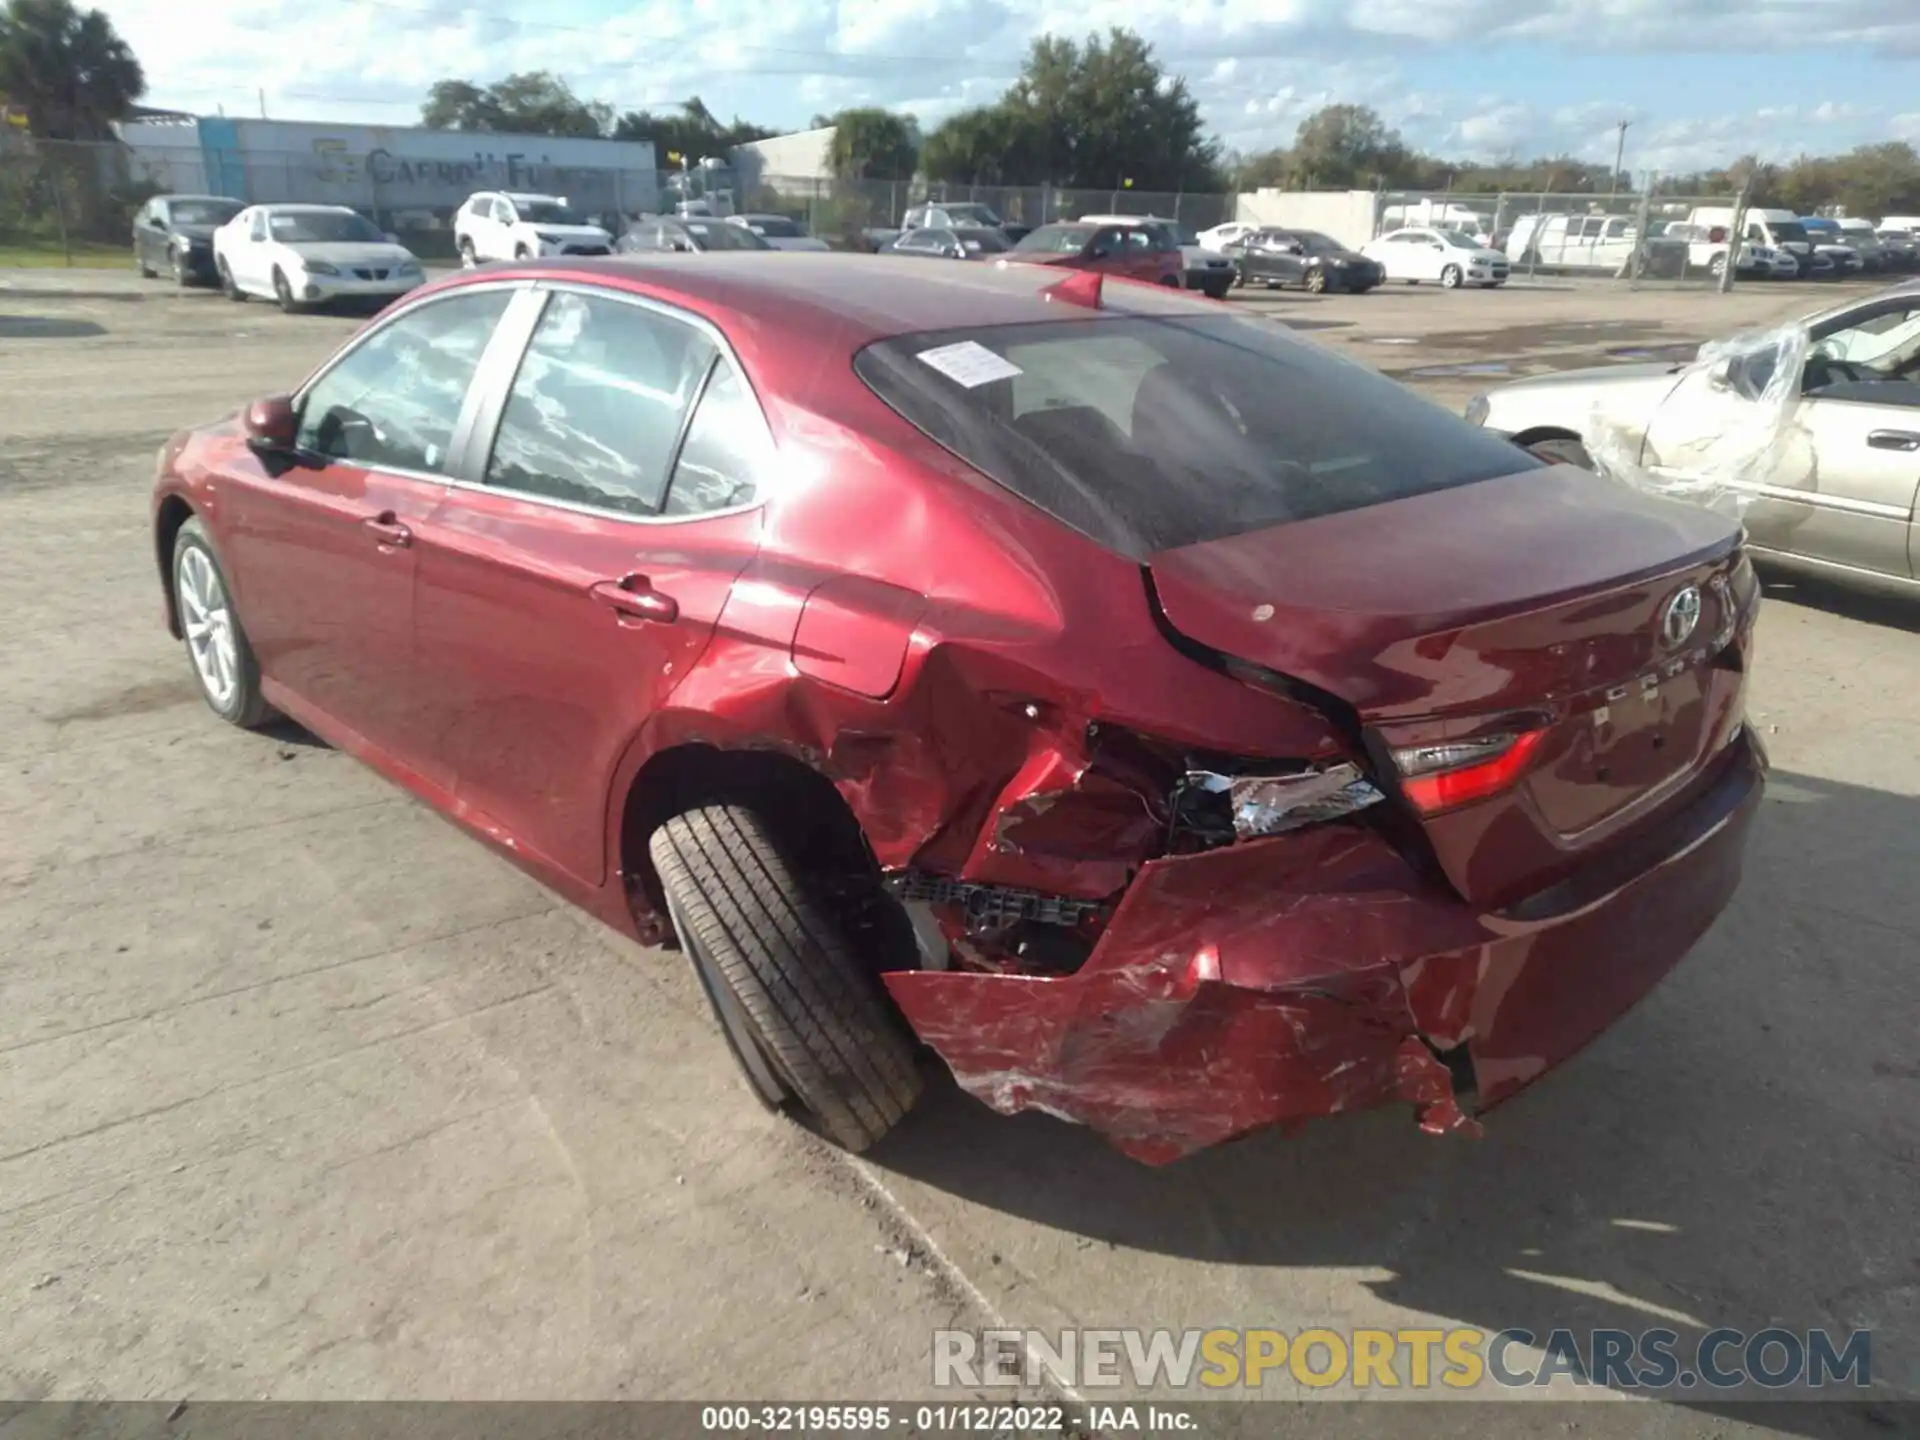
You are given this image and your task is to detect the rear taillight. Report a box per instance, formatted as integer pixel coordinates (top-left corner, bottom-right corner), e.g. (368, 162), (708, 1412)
(1393, 728), (1549, 815)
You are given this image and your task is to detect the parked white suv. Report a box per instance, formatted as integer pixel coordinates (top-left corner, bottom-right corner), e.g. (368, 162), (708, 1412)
(453, 192), (612, 265)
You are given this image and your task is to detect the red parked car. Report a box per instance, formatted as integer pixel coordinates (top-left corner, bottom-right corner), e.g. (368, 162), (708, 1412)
(153, 253), (1764, 1163)
(1003, 220), (1184, 287)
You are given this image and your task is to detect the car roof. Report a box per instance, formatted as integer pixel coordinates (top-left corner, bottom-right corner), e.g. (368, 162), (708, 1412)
(162, 194), (239, 205)
(505, 192), (565, 204)
(256, 204), (355, 215)
(433, 252), (1214, 346)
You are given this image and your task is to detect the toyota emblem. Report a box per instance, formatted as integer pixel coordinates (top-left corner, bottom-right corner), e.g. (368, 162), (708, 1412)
(1661, 585), (1703, 649)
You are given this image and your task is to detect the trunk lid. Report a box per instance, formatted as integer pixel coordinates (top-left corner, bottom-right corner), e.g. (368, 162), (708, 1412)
(1149, 466), (1751, 905)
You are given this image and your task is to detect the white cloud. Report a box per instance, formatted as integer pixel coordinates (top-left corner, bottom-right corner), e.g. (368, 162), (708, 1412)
(94, 0), (1918, 176)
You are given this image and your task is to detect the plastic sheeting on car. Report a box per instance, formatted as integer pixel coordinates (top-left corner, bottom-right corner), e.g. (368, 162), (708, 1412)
(1583, 321), (1812, 518)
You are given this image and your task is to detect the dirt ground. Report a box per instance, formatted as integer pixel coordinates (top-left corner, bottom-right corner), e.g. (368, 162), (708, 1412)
(1, 266), (1915, 1433)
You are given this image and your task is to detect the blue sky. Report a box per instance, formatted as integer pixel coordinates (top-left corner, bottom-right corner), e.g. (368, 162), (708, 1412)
(99, 0), (1920, 174)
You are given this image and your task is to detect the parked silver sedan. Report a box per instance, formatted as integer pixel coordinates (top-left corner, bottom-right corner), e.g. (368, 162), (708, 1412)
(1468, 280), (1920, 597)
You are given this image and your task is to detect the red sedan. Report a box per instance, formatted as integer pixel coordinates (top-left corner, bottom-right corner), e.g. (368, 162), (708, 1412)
(1002, 220), (1184, 287)
(152, 252), (1764, 1163)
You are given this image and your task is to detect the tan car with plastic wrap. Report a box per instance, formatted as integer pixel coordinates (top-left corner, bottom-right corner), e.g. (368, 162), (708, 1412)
(1467, 280), (1920, 599)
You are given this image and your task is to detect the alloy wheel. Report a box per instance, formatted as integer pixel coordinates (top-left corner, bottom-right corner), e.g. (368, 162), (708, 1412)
(177, 545), (240, 710)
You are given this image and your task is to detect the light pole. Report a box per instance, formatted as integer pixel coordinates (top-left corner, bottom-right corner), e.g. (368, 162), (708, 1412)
(1610, 120), (1630, 198)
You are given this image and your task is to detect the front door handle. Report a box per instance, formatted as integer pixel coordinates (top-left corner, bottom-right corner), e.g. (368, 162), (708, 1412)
(590, 573), (679, 624)
(1867, 429), (1920, 452)
(362, 511), (412, 547)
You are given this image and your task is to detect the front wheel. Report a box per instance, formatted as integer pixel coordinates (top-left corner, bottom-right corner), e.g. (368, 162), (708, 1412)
(1440, 264), (1464, 289)
(136, 251), (156, 279)
(219, 259), (245, 302)
(458, 237), (477, 268)
(172, 518), (274, 728)
(272, 268), (300, 314)
(648, 805), (923, 1153)
(1304, 267), (1327, 294)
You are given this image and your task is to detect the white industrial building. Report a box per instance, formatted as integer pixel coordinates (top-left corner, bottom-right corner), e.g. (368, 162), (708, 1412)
(114, 116), (659, 221)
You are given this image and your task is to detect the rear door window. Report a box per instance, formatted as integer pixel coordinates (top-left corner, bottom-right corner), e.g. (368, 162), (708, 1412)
(483, 290), (716, 517)
(855, 314), (1541, 559)
(663, 357), (772, 516)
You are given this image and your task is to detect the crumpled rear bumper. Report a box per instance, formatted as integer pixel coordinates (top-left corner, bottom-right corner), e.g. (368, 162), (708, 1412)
(884, 739), (1763, 1164)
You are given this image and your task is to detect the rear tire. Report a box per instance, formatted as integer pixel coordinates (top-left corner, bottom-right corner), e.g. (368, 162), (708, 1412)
(458, 237), (477, 268)
(1526, 435), (1594, 469)
(1709, 253), (1728, 280)
(514, 244), (532, 262)
(649, 805), (922, 1153)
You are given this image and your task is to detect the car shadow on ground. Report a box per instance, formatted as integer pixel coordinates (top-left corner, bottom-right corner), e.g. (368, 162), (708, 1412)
(1758, 570), (1920, 636)
(0, 316), (106, 339)
(867, 768), (1916, 1431)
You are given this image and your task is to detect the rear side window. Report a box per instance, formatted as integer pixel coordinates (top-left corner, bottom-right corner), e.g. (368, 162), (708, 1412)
(484, 291), (716, 516)
(664, 357), (770, 515)
(854, 314), (1541, 559)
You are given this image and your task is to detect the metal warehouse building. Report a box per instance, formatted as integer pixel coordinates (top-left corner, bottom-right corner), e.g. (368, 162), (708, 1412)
(114, 116), (660, 224)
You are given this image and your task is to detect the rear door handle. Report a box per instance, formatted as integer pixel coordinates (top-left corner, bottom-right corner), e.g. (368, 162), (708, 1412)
(590, 573), (679, 624)
(1867, 429), (1920, 452)
(362, 511), (412, 547)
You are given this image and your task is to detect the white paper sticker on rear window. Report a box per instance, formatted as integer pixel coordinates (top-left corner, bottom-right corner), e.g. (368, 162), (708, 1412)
(916, 340), (1023, 388)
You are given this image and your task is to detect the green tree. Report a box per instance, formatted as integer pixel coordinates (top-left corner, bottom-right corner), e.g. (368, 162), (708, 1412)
(921, 105), (1041, 184)
(1287, 104), (1415, 188)
(824, 107), (919, 180)
(420, 71), (611, 137)
(613, 95), (773, 161)
(0, 0), (143, 140)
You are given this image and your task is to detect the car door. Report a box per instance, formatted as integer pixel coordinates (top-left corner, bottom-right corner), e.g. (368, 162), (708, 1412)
(235, 209), (273, 291)
(409, 285), (767, 887)
(1264, 232), (1307, 286)
(213, 285), (519, 784)
(1773, 299), (1920, 577)
(137, 200), (165, 272)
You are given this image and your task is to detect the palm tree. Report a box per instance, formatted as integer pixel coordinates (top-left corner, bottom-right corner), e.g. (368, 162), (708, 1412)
(0, 0), (146, 141)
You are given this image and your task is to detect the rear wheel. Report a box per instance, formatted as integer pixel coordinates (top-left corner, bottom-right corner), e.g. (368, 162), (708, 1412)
(649, 804), (922, 1152)
(1709, 253), (1728, 280)
(1526, 435), (1594, 469)
(458, 236), (477, 268)
(514, 244), (533, 261)
(1440, 263), (1464, 289)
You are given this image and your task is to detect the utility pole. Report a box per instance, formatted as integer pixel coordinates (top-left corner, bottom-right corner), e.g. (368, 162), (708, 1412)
(1720, 175), (1751, 295)
(258, 88), (267, 119)
(1610, 120), (1630, 198)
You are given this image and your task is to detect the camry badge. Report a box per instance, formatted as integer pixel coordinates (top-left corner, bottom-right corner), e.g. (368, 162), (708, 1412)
(1661, 585), (1703, 649)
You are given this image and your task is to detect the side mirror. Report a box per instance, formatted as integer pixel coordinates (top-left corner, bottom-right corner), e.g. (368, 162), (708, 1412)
(244, 394), (299, 453)
(1705, 358), (1737, 393)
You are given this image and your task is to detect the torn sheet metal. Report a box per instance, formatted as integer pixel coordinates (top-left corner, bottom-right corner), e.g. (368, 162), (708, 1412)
(1180, 762), (1383, 841)
(1585, 321), (1812, 517)
(885, 743), (1762, 1163)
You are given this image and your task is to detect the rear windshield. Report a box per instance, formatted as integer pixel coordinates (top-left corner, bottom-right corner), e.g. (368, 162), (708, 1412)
(172, 199), (242, 226)
(687, 221), (770, 250)
(1016, 224), (1093, 253)
(745, 217), (801, 237)
(1769, 221), (1810, 244)
(855, 315), (1540, 559)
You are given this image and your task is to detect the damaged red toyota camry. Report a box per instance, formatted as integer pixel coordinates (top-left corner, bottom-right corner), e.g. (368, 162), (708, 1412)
(153, 253), (1764, 1163)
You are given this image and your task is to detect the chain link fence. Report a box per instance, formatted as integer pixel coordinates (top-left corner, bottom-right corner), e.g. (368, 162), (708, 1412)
(1, 136), (1241, 263)
(1371, 188), (1807, 286)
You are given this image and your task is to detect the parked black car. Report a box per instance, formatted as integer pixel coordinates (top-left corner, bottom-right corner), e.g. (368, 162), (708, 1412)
(1224, 227), (1383, 294)
(616, 216), (773, 253)
(885, 225), (1012, 260)
(131, 194), (244, 287)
